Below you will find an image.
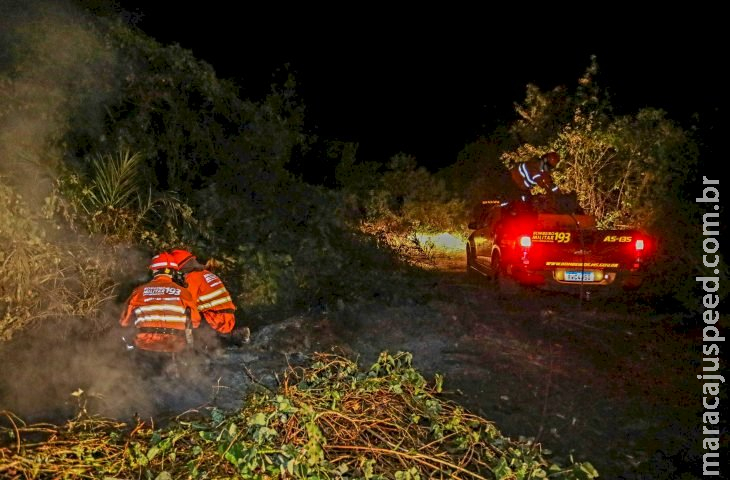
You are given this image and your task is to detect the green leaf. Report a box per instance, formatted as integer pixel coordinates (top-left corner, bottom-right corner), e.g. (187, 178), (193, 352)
(146, 446), (159, 460)
(248, 412), (268, 426)
(211, 408), (225, 424)
(579, 462), (599, 478)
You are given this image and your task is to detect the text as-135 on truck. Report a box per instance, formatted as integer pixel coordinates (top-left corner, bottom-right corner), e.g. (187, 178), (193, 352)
(466, 196), (655, 299)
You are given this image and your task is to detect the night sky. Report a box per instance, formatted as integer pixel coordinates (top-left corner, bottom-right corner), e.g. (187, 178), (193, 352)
(117, 4), (722, 170)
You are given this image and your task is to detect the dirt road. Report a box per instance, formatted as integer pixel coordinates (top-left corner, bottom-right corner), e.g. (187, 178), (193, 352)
(220, 252), (704, 478)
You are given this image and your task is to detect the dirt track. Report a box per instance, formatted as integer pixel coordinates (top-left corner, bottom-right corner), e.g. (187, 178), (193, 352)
(335, 253), (704, 479)
(231, 252), (705, 479)
(0, 252), (711, 479)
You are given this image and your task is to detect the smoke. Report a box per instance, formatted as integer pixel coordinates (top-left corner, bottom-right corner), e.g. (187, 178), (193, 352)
(0, 0), (227, 426)
(0, 324), (229, 422)
(0, 245), (232, 424)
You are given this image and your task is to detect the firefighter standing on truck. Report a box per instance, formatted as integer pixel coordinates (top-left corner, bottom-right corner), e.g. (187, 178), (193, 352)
(167, 249), (250, 345)
(119, 251), (200, 375)
(509, 151), (561, 198)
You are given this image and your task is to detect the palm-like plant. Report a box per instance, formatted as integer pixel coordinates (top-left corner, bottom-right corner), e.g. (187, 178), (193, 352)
(70, 149), (194, 245)
(83, 149), (145, 214)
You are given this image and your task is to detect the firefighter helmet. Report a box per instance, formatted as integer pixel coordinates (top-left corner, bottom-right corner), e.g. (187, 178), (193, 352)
(168, 249), (196, 268)
(169, 248), (205, 272)
(149, 252), (178, 274)
(542, 152), (560, 169)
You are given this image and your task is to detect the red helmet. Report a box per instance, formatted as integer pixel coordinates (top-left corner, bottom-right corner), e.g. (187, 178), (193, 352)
(149, 252), (179, 273)
(542, 152), (560, 169)
(168, 249), (197, 269)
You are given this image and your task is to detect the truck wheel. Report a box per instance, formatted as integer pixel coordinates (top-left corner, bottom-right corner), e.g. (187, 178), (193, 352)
(466, 246), (479, 279)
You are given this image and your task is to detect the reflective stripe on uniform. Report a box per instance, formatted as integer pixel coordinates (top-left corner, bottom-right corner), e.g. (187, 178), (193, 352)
(198, 287), (228, 303)
(518, 163), (537, 187)
(134, 316), (187, 326)
(197, 286), (233, 312)
(133, 305), (188, 326)
(199, 295), (233, 311)
(149, 260), (179, 269)
(135, 304), (186, 314)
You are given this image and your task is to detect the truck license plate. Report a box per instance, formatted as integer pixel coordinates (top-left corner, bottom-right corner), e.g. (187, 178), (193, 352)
(565, 271), (594, 282)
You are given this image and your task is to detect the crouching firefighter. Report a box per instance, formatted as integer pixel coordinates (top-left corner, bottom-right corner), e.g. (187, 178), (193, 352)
(119, 252), (200, 376)
(167, 249), (250, 346)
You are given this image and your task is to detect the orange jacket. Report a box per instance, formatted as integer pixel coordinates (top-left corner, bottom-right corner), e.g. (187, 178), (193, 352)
(119, 275), (201, 353)
(509, 158), (558, 193)
(185, 270), (236, 334)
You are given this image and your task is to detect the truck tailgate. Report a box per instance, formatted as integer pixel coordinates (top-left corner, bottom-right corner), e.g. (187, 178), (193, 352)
(529, 221), (650, 269)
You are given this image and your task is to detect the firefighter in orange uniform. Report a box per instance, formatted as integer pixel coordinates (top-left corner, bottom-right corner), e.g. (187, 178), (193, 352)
(509, 151), (561, 197)
(167, 249), (249, 344)
(119, 252), (201, 354)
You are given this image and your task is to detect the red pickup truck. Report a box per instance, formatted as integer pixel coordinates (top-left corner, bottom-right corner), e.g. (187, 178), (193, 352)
(466, 198), (654, 298)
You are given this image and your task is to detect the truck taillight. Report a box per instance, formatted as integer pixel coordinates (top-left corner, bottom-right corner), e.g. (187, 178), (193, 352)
(635, 239), (645, 251)
(519, 235), (532, 248)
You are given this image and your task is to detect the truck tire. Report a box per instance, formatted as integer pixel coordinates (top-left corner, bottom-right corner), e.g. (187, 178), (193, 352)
(466, 245), (479, 279)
